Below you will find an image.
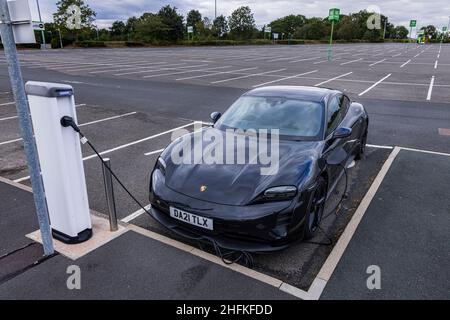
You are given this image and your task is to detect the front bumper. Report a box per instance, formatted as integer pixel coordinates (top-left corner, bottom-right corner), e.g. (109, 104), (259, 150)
(149, 170), (313, 252)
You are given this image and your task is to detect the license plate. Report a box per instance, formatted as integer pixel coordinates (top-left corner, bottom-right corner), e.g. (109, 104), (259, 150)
(169, 207), (213, 230)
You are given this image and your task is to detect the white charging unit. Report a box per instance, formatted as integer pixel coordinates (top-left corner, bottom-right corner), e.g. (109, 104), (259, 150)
(25, 81), (92, 244)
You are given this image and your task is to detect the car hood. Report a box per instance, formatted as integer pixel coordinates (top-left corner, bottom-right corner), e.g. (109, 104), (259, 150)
(162, 127), (322, 206)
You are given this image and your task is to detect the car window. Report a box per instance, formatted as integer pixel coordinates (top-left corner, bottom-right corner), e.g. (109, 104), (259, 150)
(214, 95), (324, 140)
(326, 95), (343, 137)
(341, 95), (350, 113)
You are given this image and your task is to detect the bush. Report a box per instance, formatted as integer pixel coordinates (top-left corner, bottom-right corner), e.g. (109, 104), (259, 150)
(0, 43), (41, 49)
(275, 39), (305, 45)
(125, 41), (146, 47)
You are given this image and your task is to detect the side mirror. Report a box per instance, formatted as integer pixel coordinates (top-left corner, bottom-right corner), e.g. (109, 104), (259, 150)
(333, 127), (352, 139)
(210, 112), (221, 124)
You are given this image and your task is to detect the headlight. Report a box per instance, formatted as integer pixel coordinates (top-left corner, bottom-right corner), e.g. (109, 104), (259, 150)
(263, 186), (297, 201)
(156, 157), (166, 175)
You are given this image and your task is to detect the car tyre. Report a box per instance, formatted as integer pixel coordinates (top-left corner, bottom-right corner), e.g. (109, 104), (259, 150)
(355, 129), (368, 160)
(303, 177), (326, 240)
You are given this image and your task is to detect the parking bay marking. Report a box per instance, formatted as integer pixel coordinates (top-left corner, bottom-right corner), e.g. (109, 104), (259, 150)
(0, 104), (86, 122)
(427, 76), (435, 101)
(369, 59), (386, 67)
(175, 67), (257, 81)
(314, 72), (353, 87)
(13, 122), (196, 183)
(358, 73), (392, 96)
(340, 58), (363, 66)
(144, 66), (234, 79)
(400, 59), (411, 68)
(210, 68), (286, 84)
(252, 70), (318, 88)
(0, 111), (137, 146)
(114, 64), (208, 76)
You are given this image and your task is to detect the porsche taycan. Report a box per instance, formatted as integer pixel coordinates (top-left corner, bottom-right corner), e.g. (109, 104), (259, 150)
(149, 86), (368, 251)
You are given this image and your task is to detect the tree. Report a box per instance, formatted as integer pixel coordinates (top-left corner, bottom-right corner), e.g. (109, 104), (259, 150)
(212, 15), (228, 38)
(420, 25), (438, 40)
(295, 17), (328, 40)
(391, 26), (409, 39)
(228, 6), (256, 39)
(187, 10), (202, 34)
(110, 21), (126, 38)
(53, 0), (96, 42)
(135, 13), (170, 43)
(158, 5), (184, 42)
(268, 15), (306, 36)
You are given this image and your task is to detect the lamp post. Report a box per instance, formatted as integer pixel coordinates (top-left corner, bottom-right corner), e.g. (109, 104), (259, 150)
(215, 0), (217, 19)
(57, 28), (63, 48)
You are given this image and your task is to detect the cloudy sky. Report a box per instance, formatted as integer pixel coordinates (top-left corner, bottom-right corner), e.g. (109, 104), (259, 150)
(31, 0), (450, 32)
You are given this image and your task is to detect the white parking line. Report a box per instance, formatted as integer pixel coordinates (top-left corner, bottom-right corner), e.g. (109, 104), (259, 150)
(314, 72), (353, 87)
(175, 67), (257, 81)
(358, 73), (392, 96)
(252, 70), (318, 88)
(0, 138), (22, 146)
(88, 62), (172, 74)
(289, 57), (321, 63)
(434, 60), (438, 69)
(0, 115), (18, 121)
(414, 53), (421, 58)
(400, 59), (411, 68)
(392, 53), (402, 57)
(210, 68), (286, 84)
(427, 76), (435, 101)
(0, 102), (15, 106)
(78, 112), (137, 127)
(146, 66), (237, 78)
(144, 148), (165, 156)
(115, 64), (207, 76)
(369, 59), (386, 67)
(121, 204), (151, 223)
(13, 122), (195, 182)
(340, 58), (362, 66)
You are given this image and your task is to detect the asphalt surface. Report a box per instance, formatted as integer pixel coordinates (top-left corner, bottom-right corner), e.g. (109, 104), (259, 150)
(321, 150), (450, 299)
(1, 43), (450, 299)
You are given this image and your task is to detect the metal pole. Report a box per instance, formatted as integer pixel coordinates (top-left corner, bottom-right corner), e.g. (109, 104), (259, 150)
(215, 0), (217, 20)
(58, 28), (63, 48)
(0, 0), (54, 255)
(328, 20), (334, 61)
(101, 158), (118, 232)
(35, 0), (46, 49)
(383, 19), (387, 39)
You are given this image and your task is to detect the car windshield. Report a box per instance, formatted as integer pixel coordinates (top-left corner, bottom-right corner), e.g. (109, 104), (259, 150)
(215, 95), (324, 140)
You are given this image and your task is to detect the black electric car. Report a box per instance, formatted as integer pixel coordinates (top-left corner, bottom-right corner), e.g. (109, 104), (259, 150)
(149, 86), (368, 251)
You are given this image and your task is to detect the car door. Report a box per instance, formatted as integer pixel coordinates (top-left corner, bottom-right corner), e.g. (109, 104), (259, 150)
(323, 94), (351, 185)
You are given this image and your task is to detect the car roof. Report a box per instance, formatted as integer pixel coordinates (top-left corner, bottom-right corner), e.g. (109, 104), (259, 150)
(244, 86), (341, 103)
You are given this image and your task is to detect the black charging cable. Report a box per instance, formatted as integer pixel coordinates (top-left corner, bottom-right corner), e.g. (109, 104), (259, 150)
(61, 116), (254, 268)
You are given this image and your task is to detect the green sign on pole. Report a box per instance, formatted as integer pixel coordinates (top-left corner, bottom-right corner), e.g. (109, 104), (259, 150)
(410, 20), (417, 27)
(329, 8), (340, 22)
(328, 8), (340, 60)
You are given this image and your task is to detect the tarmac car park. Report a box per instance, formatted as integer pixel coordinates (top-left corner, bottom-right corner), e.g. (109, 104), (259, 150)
(0, 43), (449, 299)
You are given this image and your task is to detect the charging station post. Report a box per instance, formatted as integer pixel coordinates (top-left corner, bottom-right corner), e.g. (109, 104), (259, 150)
(0, 0), (54, 255)
(26, 81), (93, 244)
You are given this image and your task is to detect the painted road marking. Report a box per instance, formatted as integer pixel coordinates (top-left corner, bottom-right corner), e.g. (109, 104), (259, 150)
(144, 148), (165, 156)
(392, 53), (402, 57)
(434, 60), (438, 69)
(0, 102), (15, 106)
(13, 122), (196, 182)
(340, 58), (363, 66)
(427, 76), (435, 101)
(369, 59), (386, 67)
(175, 67), (256, 81)
(210, 68), (286, 84)
(252, 70), (318, 88)
(314, 72), (353, 87)
(358, 73), (392, 96)
(400, 59), (411, 68)
(121, 204), (152, 223)
(145, 66), (234, 79)
(289, 57), (321, 63)
(114, 64), (207, 76)
(0, 115), (18, 121)
(0, 111), (137, 146)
